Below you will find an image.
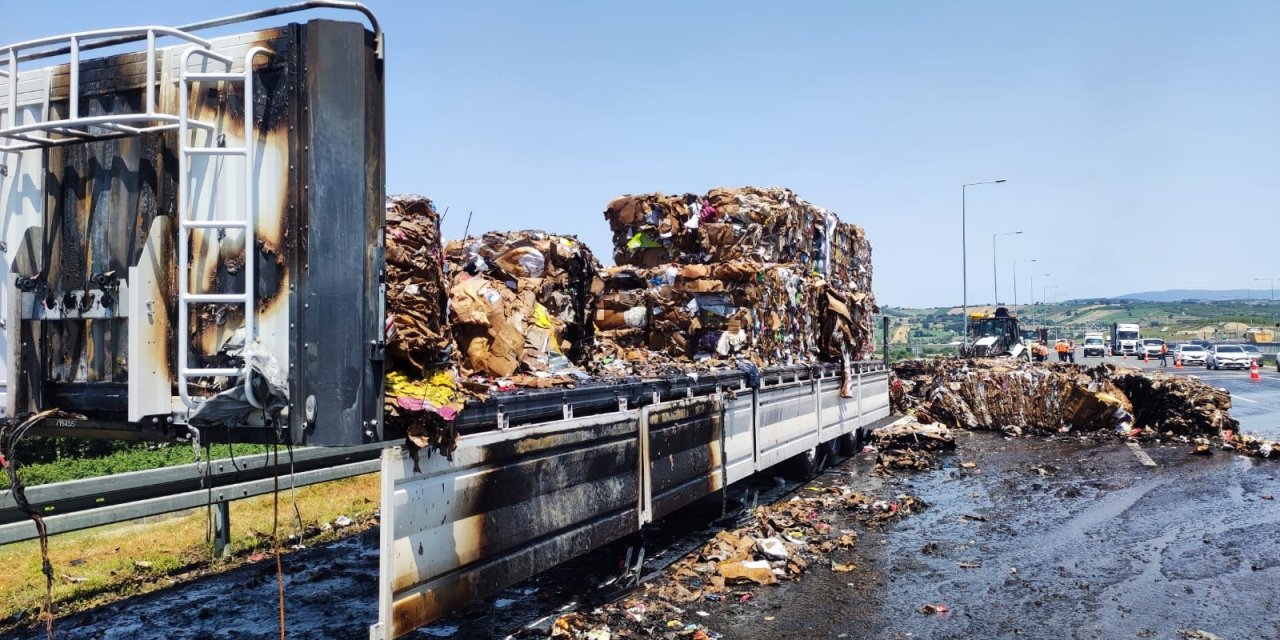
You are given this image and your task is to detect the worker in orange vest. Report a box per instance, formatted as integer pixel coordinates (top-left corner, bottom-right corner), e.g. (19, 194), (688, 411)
(1159, 342), (1168, 367)
(1055, 339), (1069, 362)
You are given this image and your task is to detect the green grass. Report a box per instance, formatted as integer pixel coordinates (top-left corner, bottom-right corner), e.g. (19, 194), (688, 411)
(1, 442), (270, 490)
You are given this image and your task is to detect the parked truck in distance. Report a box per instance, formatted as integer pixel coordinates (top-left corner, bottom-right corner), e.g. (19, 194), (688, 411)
(1111, 323), (1141, 356)
(1245, 327), (1275, 344)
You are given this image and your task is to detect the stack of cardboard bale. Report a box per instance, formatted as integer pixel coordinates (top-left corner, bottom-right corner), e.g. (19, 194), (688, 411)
(382, 197), (605, 454)
(383, 195), (463, 455)
(598, 186), (876, 373)
(444, 230), (601, 387)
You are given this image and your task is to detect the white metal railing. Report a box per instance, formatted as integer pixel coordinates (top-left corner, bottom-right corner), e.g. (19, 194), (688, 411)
(176, 45), (273, 409)
(0, 27), (219, 152)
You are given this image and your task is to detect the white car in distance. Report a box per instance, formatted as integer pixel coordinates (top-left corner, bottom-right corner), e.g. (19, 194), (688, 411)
(1207, 344), (1251, 370)
(1174, 343), (1207, 366)
(1138, 338), (1165, 359)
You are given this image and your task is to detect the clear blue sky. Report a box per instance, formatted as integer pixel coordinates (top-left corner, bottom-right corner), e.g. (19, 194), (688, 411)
(5, 1), (1279, 307)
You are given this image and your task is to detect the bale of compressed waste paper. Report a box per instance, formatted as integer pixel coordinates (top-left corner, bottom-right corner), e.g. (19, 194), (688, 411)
(443, 230), (602, 386)
(1109, 370), (1236, 435)
(382, 195), (463, 457)
(384, 194), (452, 375)
(598, 186), (878, 372)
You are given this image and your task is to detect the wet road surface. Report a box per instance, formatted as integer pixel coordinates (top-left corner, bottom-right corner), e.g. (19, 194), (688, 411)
(11, 360), (1280, 639)
(699, 433), (1280, 639)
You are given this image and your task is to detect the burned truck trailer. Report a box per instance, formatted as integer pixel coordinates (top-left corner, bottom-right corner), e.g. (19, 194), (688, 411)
(0, 3), (386, 445)
(1, 5), (893, 638)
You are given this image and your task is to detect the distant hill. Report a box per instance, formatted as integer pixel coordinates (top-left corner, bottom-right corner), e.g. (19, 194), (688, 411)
(1113, 289), (1275, 302)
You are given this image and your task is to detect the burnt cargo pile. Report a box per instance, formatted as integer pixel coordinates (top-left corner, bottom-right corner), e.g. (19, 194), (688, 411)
(381, 188), (879, 453)
(890, 359), (1237, 437)
(443, 230), (601, 385)
(384, 195), (452, 373)
(589, 262), (826, 377)
(382, 195), (465, 455)
(596, 187), (876, 376)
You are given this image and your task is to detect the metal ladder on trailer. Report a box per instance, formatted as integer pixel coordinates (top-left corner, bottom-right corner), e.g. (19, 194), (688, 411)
(0, 27), (217, 152)
(0, 27), (271, 409)
(176, 46), (273, 409)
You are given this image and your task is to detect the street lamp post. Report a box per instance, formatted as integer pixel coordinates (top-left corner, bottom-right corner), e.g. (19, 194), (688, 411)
(992, 231), (1022, 305)
(962, 179), (1007, 351)
(1013, 259), (1036, 311)
(1045, 284), (1060, 306)
(1030, 273), (1050, 305)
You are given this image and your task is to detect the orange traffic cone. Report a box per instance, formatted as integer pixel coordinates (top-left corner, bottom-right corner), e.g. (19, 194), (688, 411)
(1251, 360), (1260, 381)
(1123, 352), (1128, 361)
(1174, 356), (1182, 369)
(1143, 352), (1149, 364)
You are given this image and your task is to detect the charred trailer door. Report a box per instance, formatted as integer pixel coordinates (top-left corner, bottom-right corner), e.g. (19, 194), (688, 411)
(0, 6), (385, 446)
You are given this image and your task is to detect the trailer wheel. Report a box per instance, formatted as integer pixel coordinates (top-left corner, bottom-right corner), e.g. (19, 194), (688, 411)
(819, 439), (841, 469)
(782, 447), (821, 480)
(837, 431), (859, 457)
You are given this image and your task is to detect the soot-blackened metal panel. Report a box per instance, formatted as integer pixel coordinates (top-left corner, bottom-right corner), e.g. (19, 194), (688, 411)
(381, 414), (641, 638)
(294, 20), (385, 446)
(645, 397), (724, 521)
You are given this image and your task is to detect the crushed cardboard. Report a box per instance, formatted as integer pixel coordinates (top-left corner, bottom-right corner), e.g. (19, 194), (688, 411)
(382, 195), (465, 458)
(381, 188), (883, 457)
(544, 485), (925, 638)
(600, 187), (878, 371)
(890, 359), (1277, 461)
(873, 421), (956, 472)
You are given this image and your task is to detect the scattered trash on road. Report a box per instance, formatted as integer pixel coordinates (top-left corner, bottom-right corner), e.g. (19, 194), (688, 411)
(918, 603), (950, 616)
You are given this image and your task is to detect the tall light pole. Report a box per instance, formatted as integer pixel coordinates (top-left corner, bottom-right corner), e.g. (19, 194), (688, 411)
(992, 231), (1022, 305)
(1045, 284), (1060, 306)
(1030, 273), (1050, 305)
(1013, 259), (1035, 310)
(962, 179), (1007, 351)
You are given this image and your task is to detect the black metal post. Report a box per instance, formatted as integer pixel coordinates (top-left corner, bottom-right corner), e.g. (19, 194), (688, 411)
(883, 316), (890, 365)
(213, 500), (232, 559)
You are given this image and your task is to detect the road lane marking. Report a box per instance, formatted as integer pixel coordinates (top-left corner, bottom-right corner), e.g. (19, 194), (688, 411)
(1232, 395), (1258, 403)
(1127, 441), (1158, 467)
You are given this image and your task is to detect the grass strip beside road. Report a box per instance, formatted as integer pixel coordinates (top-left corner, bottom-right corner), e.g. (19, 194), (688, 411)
(0, 473), (379, 632)
(0, 443), (271, 490)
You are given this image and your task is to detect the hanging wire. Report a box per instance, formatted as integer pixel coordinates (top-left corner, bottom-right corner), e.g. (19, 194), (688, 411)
(1, 409), (84, 640)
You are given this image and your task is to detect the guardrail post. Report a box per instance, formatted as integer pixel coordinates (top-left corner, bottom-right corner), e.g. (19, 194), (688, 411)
(883, 316), (890, 365)
(856, 369), (864, 441)
(637, 406), (653, 526)
(212, 500), (231, 558)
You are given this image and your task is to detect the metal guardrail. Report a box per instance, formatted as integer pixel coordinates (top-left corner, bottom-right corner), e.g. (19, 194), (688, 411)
(0, 444), (382, 545)
(0, 364), (889, 546)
